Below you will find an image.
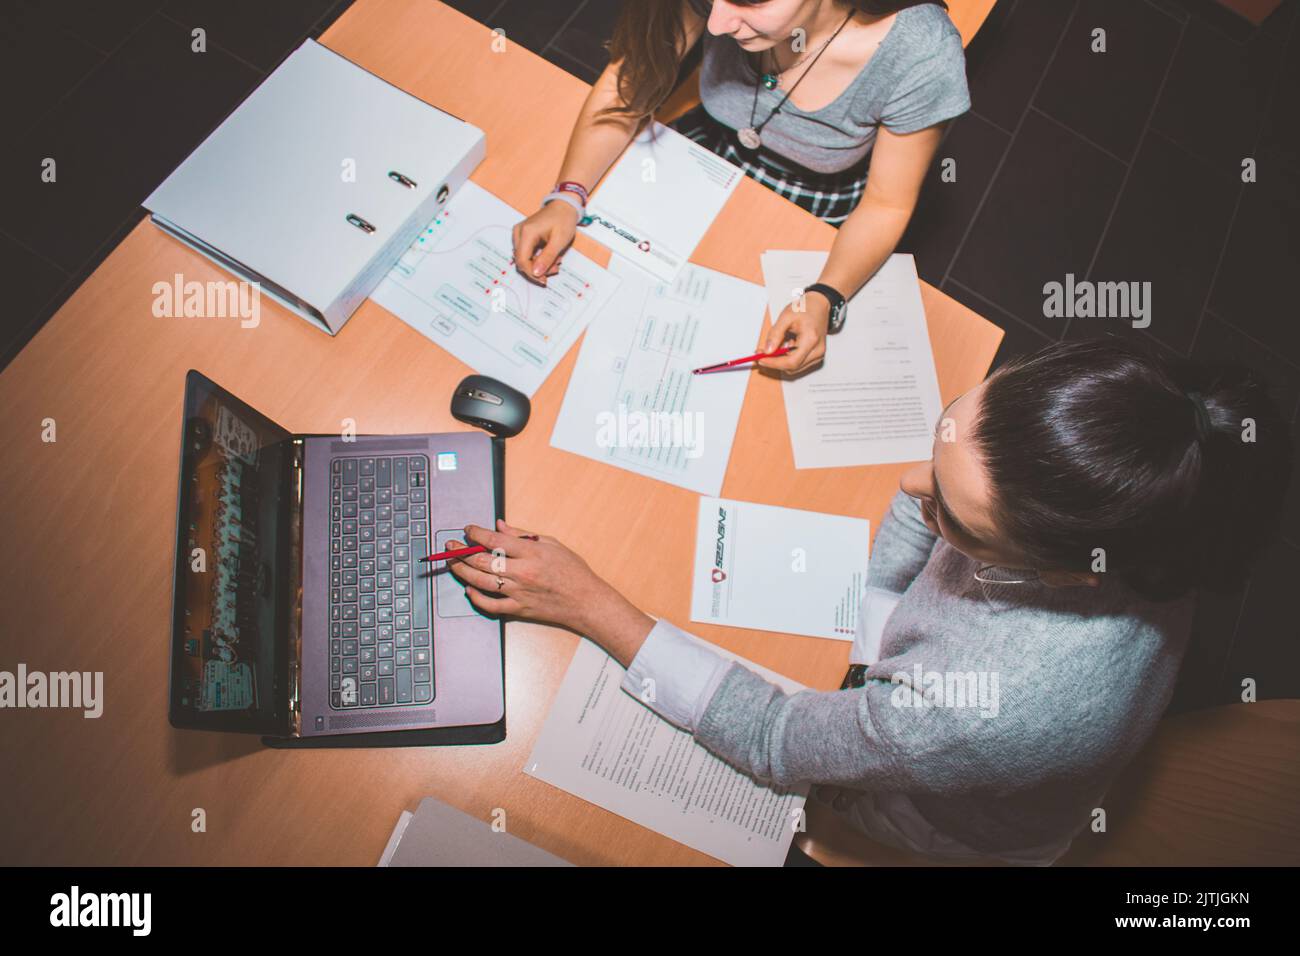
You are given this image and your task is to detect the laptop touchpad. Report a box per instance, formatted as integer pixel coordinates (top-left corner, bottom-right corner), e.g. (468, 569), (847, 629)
(432, 529), (483, 618)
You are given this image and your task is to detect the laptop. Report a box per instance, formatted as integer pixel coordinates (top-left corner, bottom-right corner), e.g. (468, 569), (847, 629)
(168, 371), (505, 740)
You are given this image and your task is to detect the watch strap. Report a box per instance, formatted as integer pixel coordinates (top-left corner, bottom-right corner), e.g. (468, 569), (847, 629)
(805, 283), (847, 333)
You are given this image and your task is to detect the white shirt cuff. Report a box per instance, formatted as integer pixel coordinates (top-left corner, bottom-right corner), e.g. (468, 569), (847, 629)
(619, 619), (733, 732)
(850, 586), (902, 665)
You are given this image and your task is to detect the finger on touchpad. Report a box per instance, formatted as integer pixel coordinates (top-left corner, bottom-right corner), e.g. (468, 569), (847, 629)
(434, 529), (482, 618)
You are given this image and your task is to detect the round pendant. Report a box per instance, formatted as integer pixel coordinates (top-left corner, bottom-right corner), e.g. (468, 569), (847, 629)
(738, 127), (762, 150)
(761, 73), (779, 90)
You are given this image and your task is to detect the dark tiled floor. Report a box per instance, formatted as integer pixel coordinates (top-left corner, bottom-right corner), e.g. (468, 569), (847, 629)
(1, 14), (263, 274)
(161, 0), (353, 72)
(3, 0), (1298, 709)
(1153, 4), (1293, 169)
(1208, 160), (1300, 358)
(899, 111), (1011, 285)
(1035, 0), (1182, 164)
(0, 0), (352, 366)
(945, 107), (1128, 328)
(1086, 129), (1239, 356)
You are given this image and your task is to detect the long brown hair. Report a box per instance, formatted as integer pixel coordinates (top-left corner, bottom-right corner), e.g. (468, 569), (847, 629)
(602, 0), (948, 119)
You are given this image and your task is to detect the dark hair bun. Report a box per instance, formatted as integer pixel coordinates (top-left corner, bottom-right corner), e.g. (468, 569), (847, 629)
(973, 338), (1293, 600)
(1153, 357), (1293, 596)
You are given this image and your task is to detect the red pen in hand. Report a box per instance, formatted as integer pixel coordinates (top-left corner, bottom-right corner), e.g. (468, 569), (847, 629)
(693, 346), (793, 375)
(419, 534), (539, 563)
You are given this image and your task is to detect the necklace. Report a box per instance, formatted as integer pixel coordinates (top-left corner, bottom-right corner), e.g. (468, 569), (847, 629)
(758, 37), (816, 89)
(740, 10), (855, 151)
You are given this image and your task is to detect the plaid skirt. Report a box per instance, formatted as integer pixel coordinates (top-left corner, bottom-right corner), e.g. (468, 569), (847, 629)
(668, 104), (870, 227)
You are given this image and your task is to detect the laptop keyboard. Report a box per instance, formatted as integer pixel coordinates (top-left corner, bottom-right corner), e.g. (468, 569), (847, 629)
(328, 454), (433, 709)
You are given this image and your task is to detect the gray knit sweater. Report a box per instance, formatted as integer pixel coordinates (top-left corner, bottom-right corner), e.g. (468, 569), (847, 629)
(694, 489), (1195, 858)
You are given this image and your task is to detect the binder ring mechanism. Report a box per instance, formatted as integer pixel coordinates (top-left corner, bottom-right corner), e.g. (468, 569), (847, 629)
(345, 213), (376, 234)
(347, 172), (425, 233)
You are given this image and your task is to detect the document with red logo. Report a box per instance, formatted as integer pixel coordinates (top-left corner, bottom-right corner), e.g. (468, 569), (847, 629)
(690, 497), (870, 641)
(583, 122), (743, 284)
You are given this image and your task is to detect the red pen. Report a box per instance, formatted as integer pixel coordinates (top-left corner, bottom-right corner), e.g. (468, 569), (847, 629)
(692, 346), (793, 375)
(419, 534), (539, 563)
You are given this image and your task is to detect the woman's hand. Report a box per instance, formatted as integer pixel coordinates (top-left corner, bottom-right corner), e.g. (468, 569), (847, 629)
(445, 520), (626, 635)
(511, 201), (580, 286)
(756, 294), (830, 374)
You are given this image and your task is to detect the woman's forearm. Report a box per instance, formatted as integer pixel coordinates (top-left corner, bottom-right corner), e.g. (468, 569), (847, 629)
(553, 1), (705, 195)
(816, 124), (943, 297)
(816, 197), (912, 298)
(577, 584), (656, 668)
(551, 60), (647, 196)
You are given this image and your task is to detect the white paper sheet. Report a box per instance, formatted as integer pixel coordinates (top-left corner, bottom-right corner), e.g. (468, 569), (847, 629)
(760, 251), (944, 468)
(691, 497), (870, 641)
(584, 122), (743, 284)
(549, 259), (767, 496)
(370, 182), (620, 397)
(525, 638), (808, 867)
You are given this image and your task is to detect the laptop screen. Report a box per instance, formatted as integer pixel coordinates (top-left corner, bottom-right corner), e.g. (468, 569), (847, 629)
(169, 371), (295, 734)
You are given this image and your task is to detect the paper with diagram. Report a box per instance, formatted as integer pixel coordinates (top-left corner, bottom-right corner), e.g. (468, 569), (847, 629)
(370, 182), (620, 397)
(549, 258), (767, 496)
(691, 497), (869, 641)
(525, 637), (807, 867)
(584, 122), (743, 284)
(760, 251), (944, 468)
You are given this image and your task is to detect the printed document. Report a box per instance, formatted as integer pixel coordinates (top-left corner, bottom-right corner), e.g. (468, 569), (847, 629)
(371, 182), (620, 397)
(760, 251), (943, 468)
(584, 122), (743, 284)
(549, 258), (766, 496)
(525, 637), (808, 867)
(691, 497), (870, 641)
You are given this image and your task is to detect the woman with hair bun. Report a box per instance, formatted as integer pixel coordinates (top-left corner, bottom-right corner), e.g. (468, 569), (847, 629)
(446, 338), (1293, 865)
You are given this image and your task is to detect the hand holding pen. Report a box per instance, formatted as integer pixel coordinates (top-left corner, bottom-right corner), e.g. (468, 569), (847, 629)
(425, 521), (649, 647)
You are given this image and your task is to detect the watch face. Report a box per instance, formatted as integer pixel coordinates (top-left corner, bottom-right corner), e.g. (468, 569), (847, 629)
(830, 302), (847, 331)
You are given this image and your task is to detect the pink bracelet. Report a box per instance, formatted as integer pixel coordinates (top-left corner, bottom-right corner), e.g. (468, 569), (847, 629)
(554, 180), (589, 206)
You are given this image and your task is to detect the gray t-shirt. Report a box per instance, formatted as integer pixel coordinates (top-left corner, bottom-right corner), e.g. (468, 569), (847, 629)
(695, 3), (971, 173)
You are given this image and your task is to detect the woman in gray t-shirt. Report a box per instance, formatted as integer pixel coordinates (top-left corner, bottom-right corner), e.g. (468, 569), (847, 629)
(510, 0), (970, 376)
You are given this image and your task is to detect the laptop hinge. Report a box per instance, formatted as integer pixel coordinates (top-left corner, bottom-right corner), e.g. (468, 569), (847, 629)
(286, 438), (306, 736)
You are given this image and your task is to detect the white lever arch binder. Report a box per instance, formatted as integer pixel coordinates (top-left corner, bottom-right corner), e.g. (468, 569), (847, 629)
(144, 39), (485, 335)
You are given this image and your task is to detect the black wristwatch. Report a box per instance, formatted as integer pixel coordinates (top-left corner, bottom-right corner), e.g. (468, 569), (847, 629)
(805, 283), (848, 333)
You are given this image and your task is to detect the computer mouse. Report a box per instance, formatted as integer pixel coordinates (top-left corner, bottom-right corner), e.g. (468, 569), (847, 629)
(450, 374), (531, 438)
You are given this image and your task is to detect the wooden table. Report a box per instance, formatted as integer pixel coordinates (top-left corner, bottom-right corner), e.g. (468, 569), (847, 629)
(0, 0), (1001, 866)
